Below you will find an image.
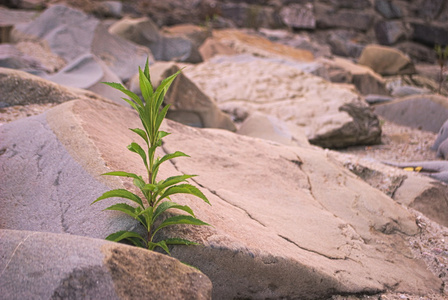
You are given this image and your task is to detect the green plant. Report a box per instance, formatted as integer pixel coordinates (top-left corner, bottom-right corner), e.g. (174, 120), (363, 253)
(92, 59), (211, 255)
(435, 44), (448, 94)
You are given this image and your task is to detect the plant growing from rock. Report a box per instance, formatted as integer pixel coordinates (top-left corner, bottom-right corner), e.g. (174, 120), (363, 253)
(435, 44), (448, 94)
(92, 59), (210, 255)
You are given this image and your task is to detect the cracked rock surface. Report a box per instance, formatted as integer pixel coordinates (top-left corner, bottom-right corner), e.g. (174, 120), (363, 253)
(2, 98), (438, 299)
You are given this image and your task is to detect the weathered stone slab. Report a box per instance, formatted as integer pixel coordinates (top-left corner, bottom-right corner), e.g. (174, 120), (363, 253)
(0, 229), (212, 299)
(185, 55), (381, 148)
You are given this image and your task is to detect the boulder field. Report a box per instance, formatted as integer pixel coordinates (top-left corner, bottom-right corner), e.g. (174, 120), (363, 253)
(0, 90), (443, 298)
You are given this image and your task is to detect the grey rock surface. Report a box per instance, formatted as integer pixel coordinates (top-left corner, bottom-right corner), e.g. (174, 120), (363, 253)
(0, 229), (212, 299)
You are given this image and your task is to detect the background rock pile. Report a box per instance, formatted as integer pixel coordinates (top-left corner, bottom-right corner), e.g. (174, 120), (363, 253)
(1, 1), (448, 299)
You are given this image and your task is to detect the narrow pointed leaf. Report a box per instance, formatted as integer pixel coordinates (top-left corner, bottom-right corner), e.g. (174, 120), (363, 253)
(139, 67), (153, 102)
(102, 171), (141, 180)
(143, 58), (151, 82)
(153, 201), (195, 222)
(155, 104), (170, 133)
(159, 184), (210, 205)
(106, 230), (146, 247)
(121, 97), (138, 110)
(92, 189), (144, 208)
(154, 70), (181, 109)
(127, 142), (148, 168)
(148, 241), (170, 255)
(164, 238), (199, 246)
(153, 151), (189, 174)
(158, 131), (171, 140)
(130, 128), (148, 144)
(152, 215), (210, 237)
(103, 82), (144, 107)
(157, 174), (195, 191)
(104, 203), (138, 218)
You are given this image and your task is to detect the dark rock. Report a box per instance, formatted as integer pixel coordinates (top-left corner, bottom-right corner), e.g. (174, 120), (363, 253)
(374, 20), (407, 45)
(309, 102), (382, 148)
(374, 0), (403, 19)
(319, 0), (372, 9)
(0, 44), (44, 71)
(417, 0), (445, 20)
(327, 30), (365, 58)
(411, 21), (448, 46)
(279, 3), (316, 29)
(315, 4), (374, 31)
(221, 3), (280, 29)
(396, 41), (437, 64)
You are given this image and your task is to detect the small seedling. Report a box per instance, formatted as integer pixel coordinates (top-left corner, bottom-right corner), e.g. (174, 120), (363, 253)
(435, 44), (448, 94)
(92, 59), (211, 255)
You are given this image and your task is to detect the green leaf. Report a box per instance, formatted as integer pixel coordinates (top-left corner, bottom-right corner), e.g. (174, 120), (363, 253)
(92, 189), (144, 208)
(127, 142), (148, 169)
(139, 67), (153, 102)
(103, 82), (144, 108)
(102, 171), (142, 180)
(104, 203), (138, 218)
(130, 128), (148, 144)
(153, 201), (195, 222)
(148, 240), (170, 255)
(120, 97), (138, 111)
(157, 174), (196, 191)
(164, 238), (199, 246)
(158, 131), (171, 140)
(106, 230), (147, 248)
(154, 70), (182, 109)
(153, 151), (189, 174)
(143, 58), (151, 82)
(155, 104), (170, 133)
(159, 184), (211, 205)
(152, 215), (210, 238)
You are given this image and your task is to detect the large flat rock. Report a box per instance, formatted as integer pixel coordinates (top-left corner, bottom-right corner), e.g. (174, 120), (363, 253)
(184, 56), (381, 148)
(0, 96), (441, 299)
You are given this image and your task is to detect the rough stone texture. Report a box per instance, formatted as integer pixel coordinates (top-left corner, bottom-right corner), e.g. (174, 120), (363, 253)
(0, 97), (443, 298)
(279, 3), (316, 29)
(358, 44), (416, 76)
(317, 56), (389, 95)
(199, 37), (238, 61)
(411, 21), (448, 46)
(91, 23), (151, 82)
(13, 4), (100, 62)
(211, 29), (314, 62)
(374, 94), (448, 133)
(0, 67), (89, 107)
(315, 4), (374, 32)
(146, 62), (236, 131)
(431, 119), (448, 159)
(0, 230), (212, 299)
(326, 30), (365, 58)
(374, 0), (403, 19)
(12, 5), (151, 82)
(374, 20), (406, 45)
(237, 111), (311, 147)
(108, 16), (161, 47)
(185, 55), (382, 148)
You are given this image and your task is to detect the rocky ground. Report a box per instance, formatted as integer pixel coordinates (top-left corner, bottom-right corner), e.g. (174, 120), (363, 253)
(1, 99), (447, 300)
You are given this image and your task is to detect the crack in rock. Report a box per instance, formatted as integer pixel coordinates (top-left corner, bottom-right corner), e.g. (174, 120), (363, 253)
(160, 144), (267, 228)
(278, 234), (346, 261)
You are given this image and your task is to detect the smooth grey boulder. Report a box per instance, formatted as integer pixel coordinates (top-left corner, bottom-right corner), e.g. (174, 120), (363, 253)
(0, 229), (212, 299)
(43, 53), (125, 105)
(13, 4), (99, 62)
(374, 94), (448, 133)
(432, 119), (448, 159)
(13, 4), (151, 82)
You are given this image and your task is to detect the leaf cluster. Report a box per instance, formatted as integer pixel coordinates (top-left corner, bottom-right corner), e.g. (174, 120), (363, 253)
(92, 59), (210, 254)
